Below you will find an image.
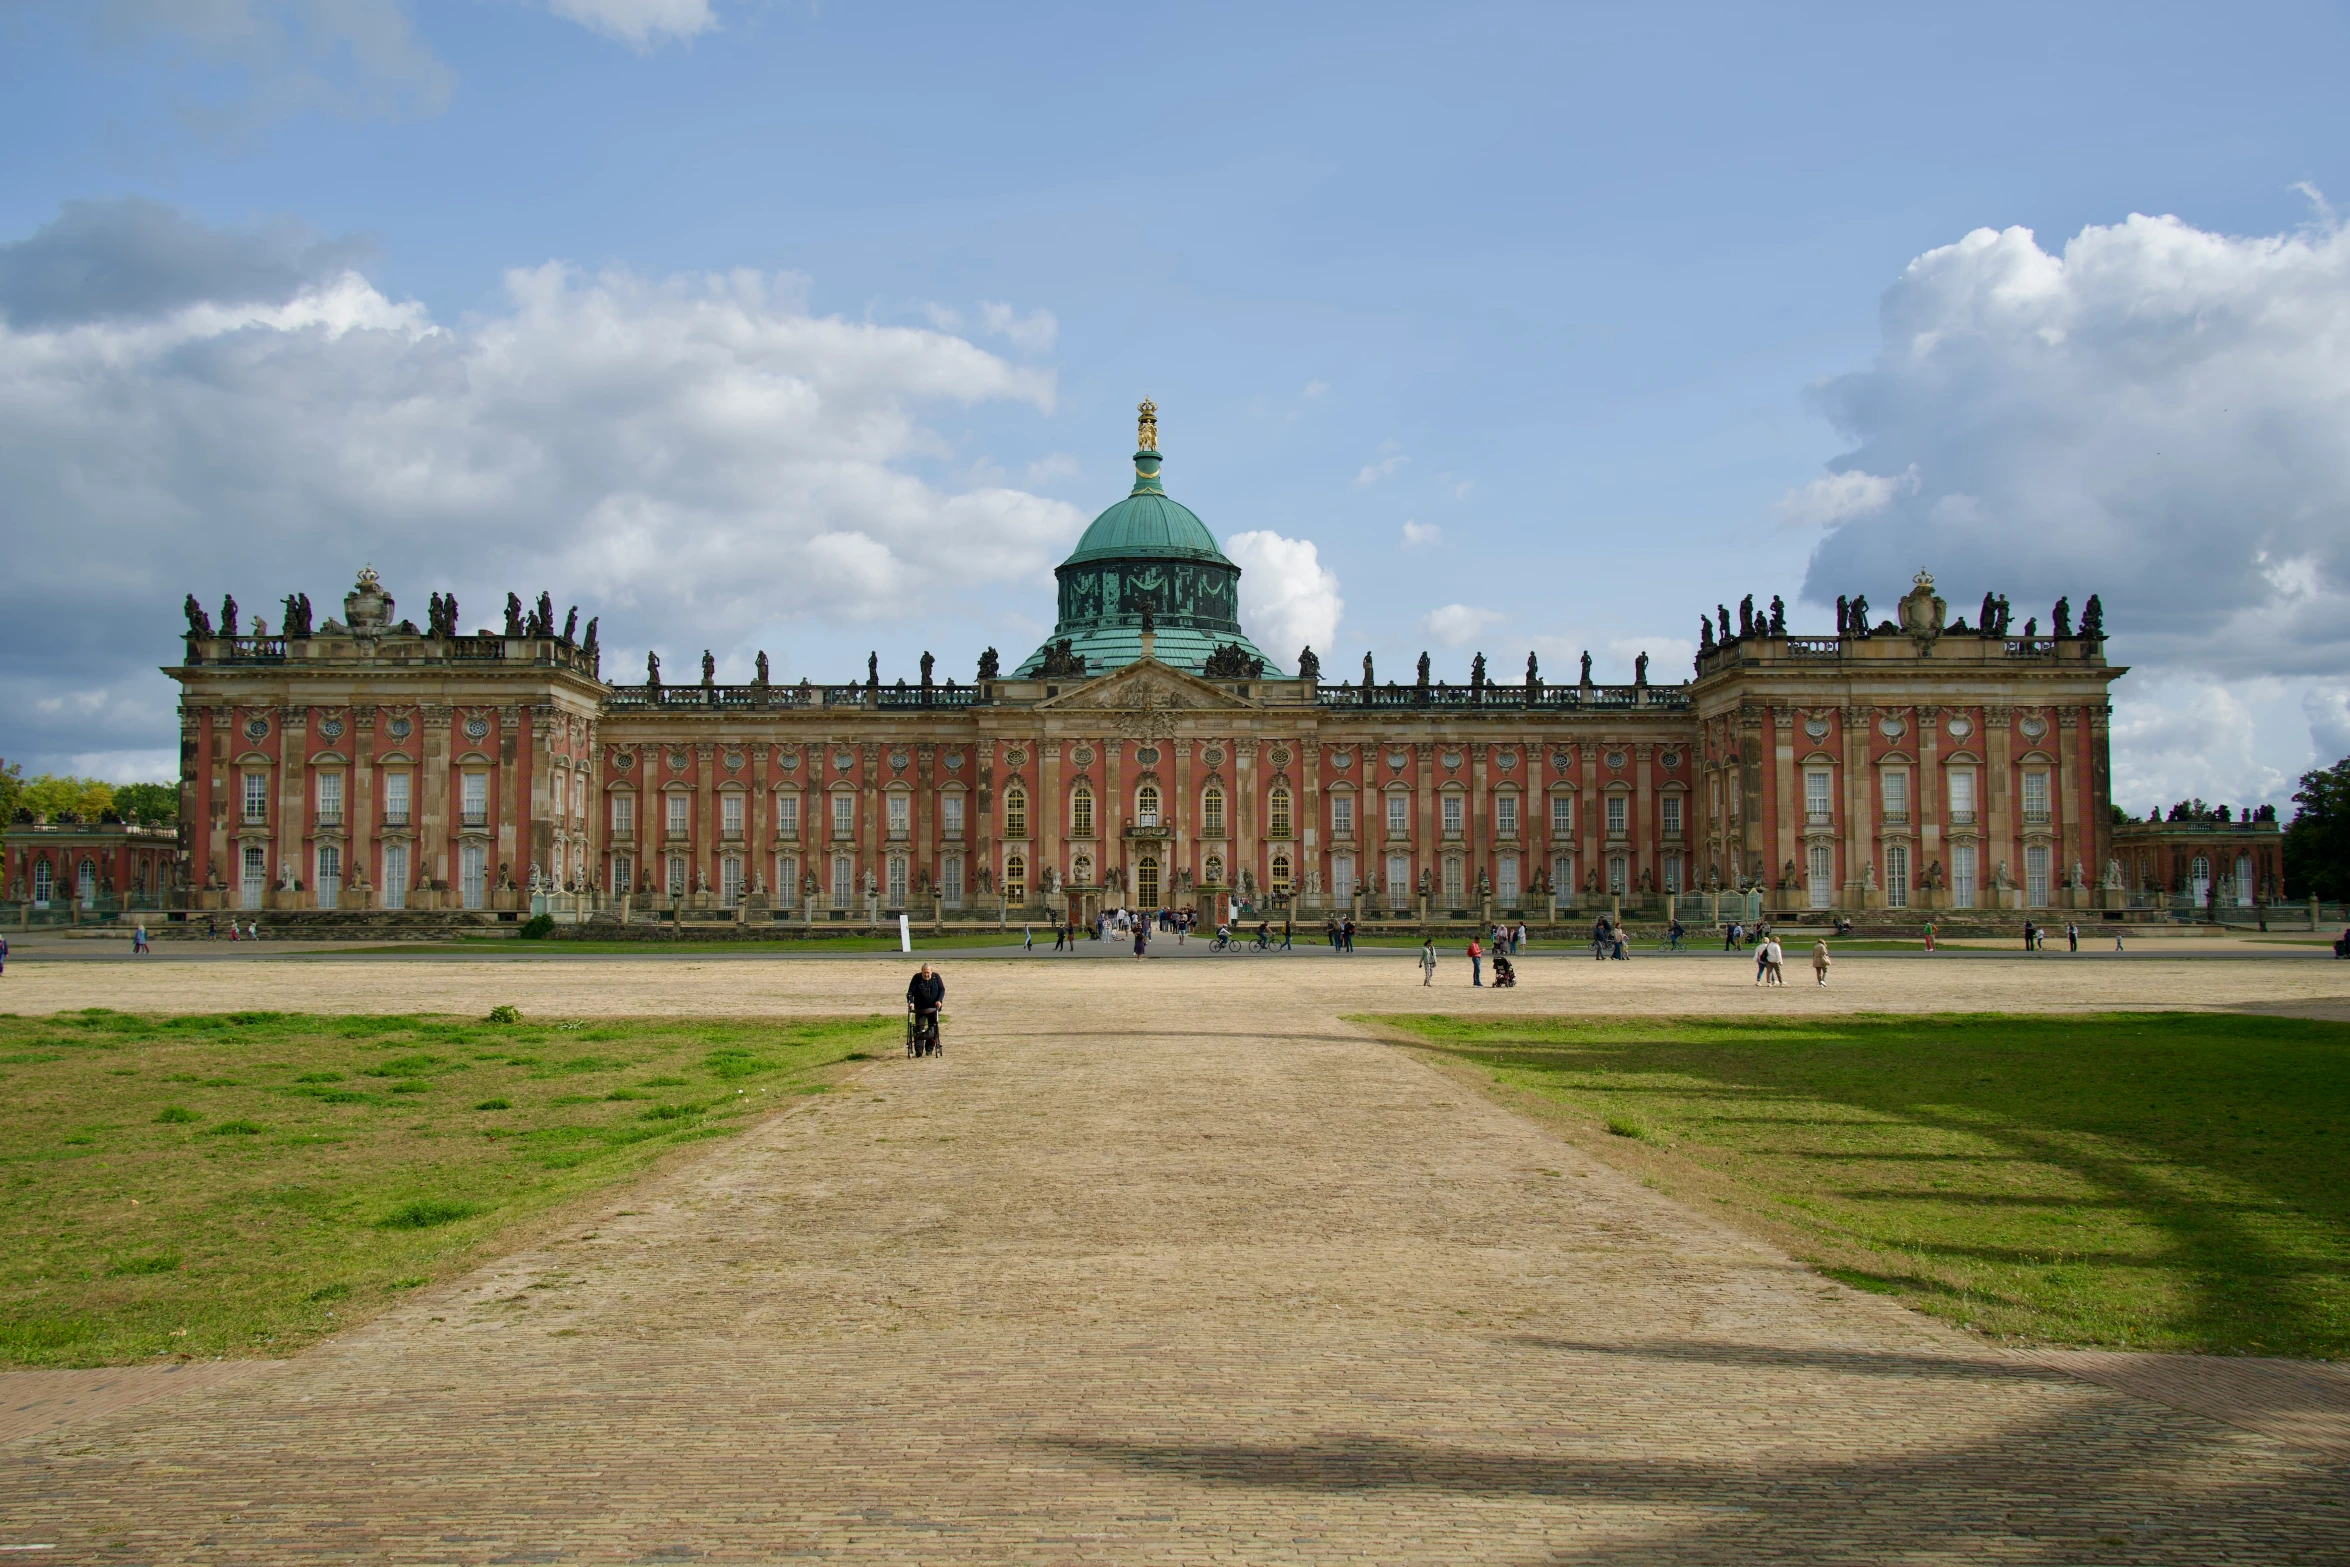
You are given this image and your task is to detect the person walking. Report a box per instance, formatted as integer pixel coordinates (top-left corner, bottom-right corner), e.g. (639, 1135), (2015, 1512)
(2115, 928), (2125, 952)
(1344, 917), (1357, 953)
(1132, 922), (1148, 959)
(1812, 939), (1832, 986)
(1281, 919), (1292, 952)
(1923, 922), (1935, 953)
(2022, 919), (2036, 953)
(1420, 936), (1438, 986)
(0, 931), (8, 976)
(2067, 921), (2079, 953)
(1754, 936), (1771, 985)
(1765, 935), (1785, 985)
(1023, 922), (1034, 953)
(133, 920), (149, 955)
(1468, 934), (1483, 987)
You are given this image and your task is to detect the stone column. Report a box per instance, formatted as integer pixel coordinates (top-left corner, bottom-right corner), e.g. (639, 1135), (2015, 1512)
(278, 706), (308, 909)
(2057, 709), (2082, 908)
(1579, 742), (1599, 905)
(1235, 738), (1259, 907)
(1303, 738), (1321, 913)
(352, 708), (376, 908)
(1771, 705), (1797, 904)
(1468, 741), (1489, 914)
(1634, 741), (1655, 901)
(1417, 742), (1438, 908)
(916, 744), (936, 908)
(1042, 740), (1063, 913)
(1172, 738), (1193, 898)
(2089, 703), (2115, 903)
(1105, 739), (1124, 895)
(860, 742), (879, 923)
(1842, 706), (1872, 907)
(420, 706), (451, 901)
(1916, 706), (1941, 909)
(1985, 706), (2014, 906)
(1526, 740), (1547, 905)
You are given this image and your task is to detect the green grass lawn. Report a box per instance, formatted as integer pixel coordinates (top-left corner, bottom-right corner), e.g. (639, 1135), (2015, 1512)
(1365, 1012), (2350, 1357)
(0, 1008), (894, 1367)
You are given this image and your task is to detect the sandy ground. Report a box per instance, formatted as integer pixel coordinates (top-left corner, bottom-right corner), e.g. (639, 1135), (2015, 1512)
(2, 949), (2344, 1562)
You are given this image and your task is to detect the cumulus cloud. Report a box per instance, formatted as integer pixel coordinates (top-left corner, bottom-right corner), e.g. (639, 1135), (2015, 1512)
(1400, 520), (1440, 547)
(542, 0), (716, 46)
(1422, 603), (1502, 647)
(0, 198), (1081, 770)
(1797, 210), (2350, 679)
(1225, 531), (1343, 666)
(2109, 675), (2288, 812)
(1353, 450), (1407, 487)
(977, 301), (1057, 352)
(2304, 684), (2350, 766)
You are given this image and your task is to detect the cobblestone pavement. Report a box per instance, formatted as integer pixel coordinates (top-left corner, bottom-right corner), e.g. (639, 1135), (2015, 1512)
(4, 960), (2346, 1563)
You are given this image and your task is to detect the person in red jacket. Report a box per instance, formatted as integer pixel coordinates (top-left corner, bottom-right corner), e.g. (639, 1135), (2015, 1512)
(1467, 935), (1483, 987)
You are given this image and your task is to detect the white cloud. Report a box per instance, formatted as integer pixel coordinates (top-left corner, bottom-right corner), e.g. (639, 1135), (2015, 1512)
(1776, 464), (1918, 528)
(542, 0), (717, 47)
(1353, 450), (1408, 487)
(1422, 603), (1503, 647)
(1400, 519), (1441, 547)
(2304, 684), (2350, 765)
(1225, 532), (1342, 666)
(0, 198), (1080, 771)
(1800, 209), (2350, 680)
(978, 301), (1057, 352)
(2110, 675), (2289, 813)
(1303, 380), (1329, 399)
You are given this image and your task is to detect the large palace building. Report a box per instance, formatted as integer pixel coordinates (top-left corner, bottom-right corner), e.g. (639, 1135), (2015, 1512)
(163, 403), (2132, 928)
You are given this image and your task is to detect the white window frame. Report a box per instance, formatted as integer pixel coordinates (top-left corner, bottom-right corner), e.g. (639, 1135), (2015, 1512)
(611, 793), (634, 835)
(315, 771), (344, 825)
(1605, 794), (1626, 838)
(1661, 795), (1681, 838)
(384, 771), (412, 829)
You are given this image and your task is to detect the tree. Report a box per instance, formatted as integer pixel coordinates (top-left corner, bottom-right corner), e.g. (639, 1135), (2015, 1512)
(2284, 757), (2350, 901)
(21, 775), (114, 823)
(111, 782), (178, 828)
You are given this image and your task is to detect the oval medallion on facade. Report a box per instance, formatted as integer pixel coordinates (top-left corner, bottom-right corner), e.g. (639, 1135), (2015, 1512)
(1330, 749), (1353, 769)
(1494, 750), (1517, 771)
(1004, 747), (1027, 768)
(1804, 714), (1830, 740)
(319, 716), (344, 740)
(1072, 745), (1094, 766)
(1605, 750), (1627, 771)
(1202, 746), (1223, 766)
(1134, 746), (1160, 765)
(889, 750), (910, 772)
(1550, 749), (1572, 772)
(1878, 714), (1907, 739)
(2019, 715), (2048, 740)
(1388, 751), (1410, 771)
(943, 751), (965, 771)
(1440, 751), (1463, 771)
(775, 749), (798, 772)
(724, 749), (744, 773)
(1270, 746), (1291, 769)
(465, 714), (490, 741)
(1946, 715), (1974, 739)
(1659, 750), (1681, 770)
(387, 715), (412, 741)
(612, 750), (636, 771)
(243, 715), (270, 741)
(834, 750), (855, 771)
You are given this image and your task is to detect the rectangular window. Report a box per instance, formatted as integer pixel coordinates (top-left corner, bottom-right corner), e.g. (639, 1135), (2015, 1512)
(241, 845), (266, 910)
(1605, 795), (1626, 838)
(721, 857), (742, 908)
(1661, 796), (1682, 838)
(462, 772), (489, 828)
(1496, 795), (1518, 837)
(610, 793), (633, 835)
(775, 854), (797, 905)
(1004, 852), (1026, 904)
(315, 772), (343, 825)
(887, 793), (910, 837)
(1947, 768), (1976, 824)
(1952, 843), (1977, 909)
(1268, 790), (1293, 837)
(833, 793), (854, 838)
(244, 772), (269, 823)
(574, 771), (587, 821)
(943, 795), (965, 838)
(1332, 852), (1355, 905)
(1388, 793), (1409, 836)
(1663, 852), (1682, 894)
(1804, 769), (1832, 823)
(1332, 796), (1354, 837)
(1442, 795), (1463, 836)
(552, 771), (565, 822)
(1498, 852), (1519, 905)
(1004, 789), (1028, 838)
(1071, 790), (1094, 837)
(666, 854), (686, 898)
(887, 854), (908, 907)
(384, 772), (411, 828)
(612, 854), (633, 897)
(2022, 770), (2051, 823)
(1552, 853), (1574, 899)
(943, 854), (964, 909)
(1201, 788), (1224, 835)
(316, 845), (341, 906)
(2025, 844), (2050, 906)
(1551, 795), (1573, 836)
(775, 793), (799, 837)
(1881, 770), (1910, 824)
(381, 843), (407, 910)
(1885, 843), (1909, 909)
(832, 853), (854, 908)
(1808, 843), (1833, 909)
(1608, 854), (1627, 894)
(1442, 857), (1463, 908)
(1387, 853), (1412, 911)
(666, 793), (688, 835)
(721, 794), (744, 837)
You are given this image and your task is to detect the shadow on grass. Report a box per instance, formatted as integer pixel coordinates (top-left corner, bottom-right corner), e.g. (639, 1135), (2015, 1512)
(1375, 1012), (2350, 1357)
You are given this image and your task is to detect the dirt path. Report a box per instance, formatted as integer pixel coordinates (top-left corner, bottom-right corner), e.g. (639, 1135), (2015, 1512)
(1, 956), (2344, 1562)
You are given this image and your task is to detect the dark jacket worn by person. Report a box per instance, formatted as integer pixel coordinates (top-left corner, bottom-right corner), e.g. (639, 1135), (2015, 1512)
(907, 971), (945, 1011)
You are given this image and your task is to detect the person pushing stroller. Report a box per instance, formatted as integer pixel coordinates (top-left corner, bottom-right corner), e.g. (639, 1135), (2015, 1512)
(905, 962), (944, 1057)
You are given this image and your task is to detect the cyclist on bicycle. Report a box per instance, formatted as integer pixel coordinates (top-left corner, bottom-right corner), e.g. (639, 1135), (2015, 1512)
(906, 962), (944, 1050)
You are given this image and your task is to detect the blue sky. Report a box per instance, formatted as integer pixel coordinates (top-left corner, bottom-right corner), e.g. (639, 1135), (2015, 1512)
(4, 1), (2349, 811)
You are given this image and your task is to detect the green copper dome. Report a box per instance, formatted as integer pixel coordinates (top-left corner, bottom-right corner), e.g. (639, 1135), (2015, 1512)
(1016, 401), (1273, 679)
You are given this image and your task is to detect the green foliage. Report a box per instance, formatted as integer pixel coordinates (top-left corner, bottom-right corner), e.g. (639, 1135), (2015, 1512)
(0, 1009), (893, 1366)
(487, 1005), (522, 1024)
(19, 774), (116, 823)
(1604, 1116), (1649, 1140)
(518, 914), (556, 940)
(1374, 1011), (2350, 1356)
(110, 782), (178, 828)
(2284, 755), (2350, 901)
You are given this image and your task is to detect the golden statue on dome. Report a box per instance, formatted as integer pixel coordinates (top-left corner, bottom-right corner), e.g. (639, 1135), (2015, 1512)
(1136, 397), (1158, 452)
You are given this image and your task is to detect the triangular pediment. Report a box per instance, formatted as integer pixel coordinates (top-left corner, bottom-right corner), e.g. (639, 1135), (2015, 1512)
(1036, 658), (1258, 712)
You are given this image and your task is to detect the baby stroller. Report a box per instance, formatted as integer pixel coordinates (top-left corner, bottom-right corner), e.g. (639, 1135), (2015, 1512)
(1490, 954), (1517, 988)
(905, 1005), (942, 1058)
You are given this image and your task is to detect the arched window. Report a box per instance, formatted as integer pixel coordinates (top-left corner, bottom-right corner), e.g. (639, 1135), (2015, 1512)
(1003, 784), (1027, 838)
(1269, 785), (1293, 837)
(1271, 852), (1293, 893)
(1071, 783), (1094, 837)
(1136, 783), (1161, 825)
(1137, 855), (1160, 906)
(1004, 852), (1026, 903)
(1202, 784), (1226, 835)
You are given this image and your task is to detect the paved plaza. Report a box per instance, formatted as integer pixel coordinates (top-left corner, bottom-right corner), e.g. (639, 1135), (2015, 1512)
(3, 951), (2347, 1563)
